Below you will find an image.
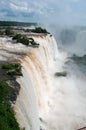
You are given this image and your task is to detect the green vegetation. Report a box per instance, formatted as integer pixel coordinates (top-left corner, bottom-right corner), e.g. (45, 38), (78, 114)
(55, 71), (67, 77)
(13, 34), (23, 41)
(0, 28), (14, 36)
(0, 30), (4, 35)
(0, 21), (37, 27)
(13, 34), (39, 46)
(2, 63), (20, 70)
(0, 63), (22, 129)
(32, 27), (48, 33)
(5, 27), (14, 36)
(7, 70), (21, 76)
(0, 81), (10, 101)
(2, 63), (22, 76)
(25, 27), (48, 34)
(13, 34), (29, 45)
(0, 81), (20, 130)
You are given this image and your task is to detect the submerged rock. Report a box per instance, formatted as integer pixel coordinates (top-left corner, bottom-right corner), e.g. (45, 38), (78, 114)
(54, 71), (67, 77)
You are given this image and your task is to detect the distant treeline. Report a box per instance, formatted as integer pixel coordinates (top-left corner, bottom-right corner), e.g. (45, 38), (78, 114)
(0, 21), (37, 27)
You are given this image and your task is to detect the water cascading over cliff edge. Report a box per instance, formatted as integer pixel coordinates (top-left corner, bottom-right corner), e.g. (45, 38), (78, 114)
(13, 35), (61, 130)
(11, 35), (86, 130)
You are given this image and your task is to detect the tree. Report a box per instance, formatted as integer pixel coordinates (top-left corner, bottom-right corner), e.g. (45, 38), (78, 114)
(5, 27), (14, 36)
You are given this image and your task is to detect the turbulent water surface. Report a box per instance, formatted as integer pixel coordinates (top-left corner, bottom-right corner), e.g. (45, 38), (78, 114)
(0, 34), (86, 130)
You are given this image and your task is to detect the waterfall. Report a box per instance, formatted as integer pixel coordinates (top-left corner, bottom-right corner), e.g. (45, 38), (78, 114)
(14, 35), (59, 130)
(0, 36), (58, 130)
(1, 35), (86, 130)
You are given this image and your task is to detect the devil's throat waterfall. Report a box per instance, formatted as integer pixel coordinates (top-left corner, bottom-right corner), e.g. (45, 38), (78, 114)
(0, 34), (86, 130)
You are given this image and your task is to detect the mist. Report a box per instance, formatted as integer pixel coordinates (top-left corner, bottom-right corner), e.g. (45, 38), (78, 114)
(44, 24), (86, 56)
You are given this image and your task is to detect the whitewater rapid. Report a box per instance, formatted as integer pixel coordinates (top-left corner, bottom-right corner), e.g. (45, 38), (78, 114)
(0, 35), (86, 130)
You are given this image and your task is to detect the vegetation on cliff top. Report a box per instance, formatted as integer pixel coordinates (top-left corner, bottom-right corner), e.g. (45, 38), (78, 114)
(0, 62), (22, 130)
(25, 27), (49, 34)
(0, 81), (20, 130)
(2, 63), (22, 76)
(0, 21), (37, 27)
(0, 27), (14, 36)
(12, 34), (39, 46)
(5, 27), (14, 36)
(0, 30), (4, 35)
